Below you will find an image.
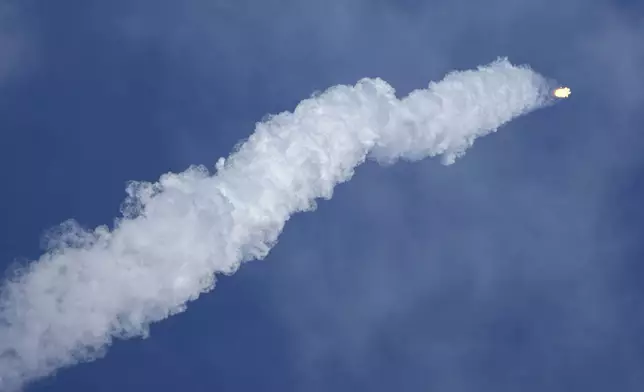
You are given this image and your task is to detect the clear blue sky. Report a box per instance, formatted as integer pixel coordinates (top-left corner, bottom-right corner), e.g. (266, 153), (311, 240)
(1, 0), (643, 391)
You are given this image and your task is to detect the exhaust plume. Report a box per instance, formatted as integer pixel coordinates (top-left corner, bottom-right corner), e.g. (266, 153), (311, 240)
(0, 58), (555, 390)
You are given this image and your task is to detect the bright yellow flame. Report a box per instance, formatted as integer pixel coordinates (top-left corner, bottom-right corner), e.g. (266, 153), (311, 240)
(553, 87), (571, 98)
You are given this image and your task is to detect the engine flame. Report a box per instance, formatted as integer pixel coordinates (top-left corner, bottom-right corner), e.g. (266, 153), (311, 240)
(553, 86), (571, 98)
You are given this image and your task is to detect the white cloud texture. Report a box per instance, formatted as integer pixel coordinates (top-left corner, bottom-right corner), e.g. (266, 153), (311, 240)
(0, 58), (554, 391)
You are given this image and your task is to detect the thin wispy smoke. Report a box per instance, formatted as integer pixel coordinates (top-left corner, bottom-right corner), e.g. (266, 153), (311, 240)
(0, 3), (29, 83)
(0, 58), (554, 391)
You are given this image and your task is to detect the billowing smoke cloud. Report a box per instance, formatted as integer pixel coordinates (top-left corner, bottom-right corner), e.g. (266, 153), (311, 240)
(0, 58), (555, 391)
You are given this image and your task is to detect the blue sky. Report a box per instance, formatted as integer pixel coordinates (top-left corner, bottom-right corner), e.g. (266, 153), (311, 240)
(1, 0), (643, 391)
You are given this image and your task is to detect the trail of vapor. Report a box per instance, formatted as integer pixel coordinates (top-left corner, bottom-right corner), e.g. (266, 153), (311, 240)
(0, 58), (554, 390)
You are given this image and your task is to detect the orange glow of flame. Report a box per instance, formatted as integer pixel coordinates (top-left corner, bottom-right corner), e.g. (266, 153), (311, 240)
(553, 87), (571, 98)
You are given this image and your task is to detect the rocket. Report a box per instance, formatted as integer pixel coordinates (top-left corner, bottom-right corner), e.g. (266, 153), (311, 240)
(552, 86), (571, 98)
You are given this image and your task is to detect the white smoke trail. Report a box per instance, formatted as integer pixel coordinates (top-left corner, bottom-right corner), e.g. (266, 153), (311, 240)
(0, 58), (555, 391)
